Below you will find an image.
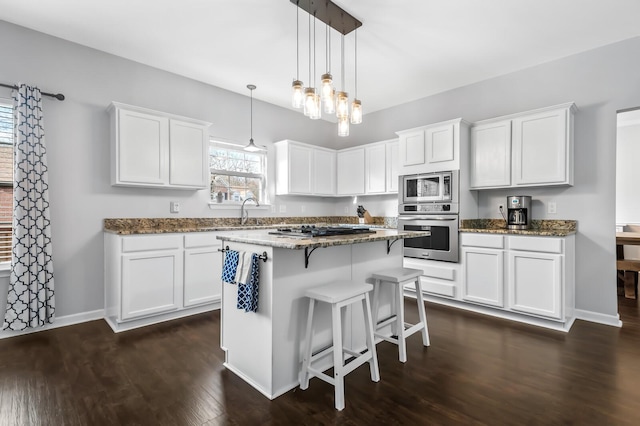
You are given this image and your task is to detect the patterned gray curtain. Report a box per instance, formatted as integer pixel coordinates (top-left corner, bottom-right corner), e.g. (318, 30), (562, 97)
(3, 84), (55, 331)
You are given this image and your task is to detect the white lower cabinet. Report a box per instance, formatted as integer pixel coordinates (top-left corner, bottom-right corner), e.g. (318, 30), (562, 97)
(410, 232), (575, 331)
(121, 249), (182, 320)
(105, 232), (222, 332)
(184, 233), (222, 307)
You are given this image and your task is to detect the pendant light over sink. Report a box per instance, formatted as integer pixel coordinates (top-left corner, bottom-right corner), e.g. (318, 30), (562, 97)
(244, 84), (264, 152)
(289, 0), (363, 137)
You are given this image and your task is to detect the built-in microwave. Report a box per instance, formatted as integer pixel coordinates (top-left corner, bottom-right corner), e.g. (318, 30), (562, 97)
(400, 171), (457, 205)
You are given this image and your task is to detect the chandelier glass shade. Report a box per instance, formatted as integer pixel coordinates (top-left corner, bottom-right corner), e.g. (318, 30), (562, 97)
(290, 0), (362, 137)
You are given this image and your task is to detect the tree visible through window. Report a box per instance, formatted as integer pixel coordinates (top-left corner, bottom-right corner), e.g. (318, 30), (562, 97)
(0, 100), (13, 263)
(209, 141), (266, 204)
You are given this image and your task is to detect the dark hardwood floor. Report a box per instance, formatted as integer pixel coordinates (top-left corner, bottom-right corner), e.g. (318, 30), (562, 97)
(2, 297), (640, 425)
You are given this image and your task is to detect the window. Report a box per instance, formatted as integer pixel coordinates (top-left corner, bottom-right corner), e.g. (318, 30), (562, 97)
(209, 140), (266, 204)
(0, 99), (13, 263)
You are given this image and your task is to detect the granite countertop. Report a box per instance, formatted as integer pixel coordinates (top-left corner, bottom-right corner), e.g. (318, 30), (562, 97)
(460, 219), (577, 237)
(216, 228), (428, 250)
(103, 217), (397, 235)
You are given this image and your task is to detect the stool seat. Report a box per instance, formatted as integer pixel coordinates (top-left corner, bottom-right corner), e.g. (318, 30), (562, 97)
(371, 267), (430, 363)
(305, 281), (373, 304)
(299, 280), (380, 411)
(371, 267), (422, 283)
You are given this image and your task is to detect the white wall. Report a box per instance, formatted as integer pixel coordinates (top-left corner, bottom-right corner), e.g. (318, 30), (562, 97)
(1, 19), (638, 326)
(0, 20), (340, 320)
(341, 36), (640, 321)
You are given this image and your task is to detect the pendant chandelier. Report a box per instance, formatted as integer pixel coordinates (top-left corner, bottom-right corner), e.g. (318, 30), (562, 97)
(290, 0), (363, 137)
(244, 84), (264, 152)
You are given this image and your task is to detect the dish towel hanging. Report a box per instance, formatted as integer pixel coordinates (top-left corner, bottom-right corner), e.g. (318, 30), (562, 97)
(235, 251), (251, 285)
(221, 250), (239, 284)
(237, 253), (260, 313)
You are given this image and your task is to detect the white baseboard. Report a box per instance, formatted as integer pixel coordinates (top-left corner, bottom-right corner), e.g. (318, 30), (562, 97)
(0, 308), (105, 340)
(574, 309), (623, 328)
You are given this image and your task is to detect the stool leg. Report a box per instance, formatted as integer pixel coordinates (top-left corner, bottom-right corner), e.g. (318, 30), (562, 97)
(414, 277), (430, 347)
(395, 280), (407, 363)
(371, 279), (381, 333)
(299, 298), (316, 390)
(362, 293), (380, 382)
(331, 303), (345, 411)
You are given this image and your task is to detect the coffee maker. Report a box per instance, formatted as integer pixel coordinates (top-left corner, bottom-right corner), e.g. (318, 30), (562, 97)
(506, 196), (531, 230)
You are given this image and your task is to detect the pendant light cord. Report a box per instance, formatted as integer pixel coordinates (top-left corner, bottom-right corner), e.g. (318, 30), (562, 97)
(354, 29), (357, 99)
(250, 86), (254, 141)
(341, 34), (345, 91)
(296, 1), (299, 80)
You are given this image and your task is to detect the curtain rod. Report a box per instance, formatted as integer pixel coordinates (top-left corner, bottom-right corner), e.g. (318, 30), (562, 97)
(0, 83), (65, 101)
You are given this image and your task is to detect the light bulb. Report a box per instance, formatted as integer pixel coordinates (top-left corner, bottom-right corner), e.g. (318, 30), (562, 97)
(351, 99), (362, 124)
(310, 93), (322, 120)
(291, 80), (304, 108)
(321, 73), (334, 101)
(338, 116), (350, 137)
(303, 87), (316, 117)
(336, 91), (349, 119)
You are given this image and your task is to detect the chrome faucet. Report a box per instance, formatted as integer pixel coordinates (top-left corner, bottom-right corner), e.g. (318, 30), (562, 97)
(240, 197), (260, 225)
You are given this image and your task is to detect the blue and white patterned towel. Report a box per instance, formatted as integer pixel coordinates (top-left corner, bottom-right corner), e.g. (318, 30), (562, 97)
(221, 250), (239, 284)
(237, 253), (260, 313)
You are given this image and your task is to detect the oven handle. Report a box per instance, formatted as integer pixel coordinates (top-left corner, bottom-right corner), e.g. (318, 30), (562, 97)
(399, 216), (458, 221)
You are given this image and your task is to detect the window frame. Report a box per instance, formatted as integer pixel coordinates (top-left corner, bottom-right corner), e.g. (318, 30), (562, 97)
(208, 139), (269, 206)
(0, 97), (13, 269)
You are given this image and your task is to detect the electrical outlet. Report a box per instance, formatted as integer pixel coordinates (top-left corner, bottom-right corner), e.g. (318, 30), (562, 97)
(548, 201), (557, 214)
(170, 201), (180, 213)
(279, 204), (287, 213)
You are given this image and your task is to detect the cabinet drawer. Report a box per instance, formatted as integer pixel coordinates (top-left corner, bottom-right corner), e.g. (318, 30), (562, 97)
(419, 279), (456, 297)
(461, 233), (504, 249)
(405, 258), (456, 281)
(184, 232), (219, 249)
(122, 235), (182, 252)
(509, 236), (563, 254)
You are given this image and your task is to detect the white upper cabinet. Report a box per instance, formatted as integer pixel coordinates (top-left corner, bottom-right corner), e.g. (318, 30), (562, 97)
(274, 140), (335, 196)
(337, 147), (366, 195)
(470, 120), (512, 188)
(365, 143), (387, 194)
(312, 148), (336, 195)
(109, 102), (210, 190)
(469, 102), (576, 190)
(386, 140), (399, 193)
(512, 107), (572, 186)
(397, 118), (468, 175)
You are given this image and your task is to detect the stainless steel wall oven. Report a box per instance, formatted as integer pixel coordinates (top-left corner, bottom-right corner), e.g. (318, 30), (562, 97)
(398, 171), (459, 262)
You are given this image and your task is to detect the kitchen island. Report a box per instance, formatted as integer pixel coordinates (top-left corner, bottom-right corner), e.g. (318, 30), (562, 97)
(216, 228), (426, 399)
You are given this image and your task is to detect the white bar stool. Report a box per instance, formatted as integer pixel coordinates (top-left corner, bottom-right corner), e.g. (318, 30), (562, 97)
(299, 280), (380, 411)
(371, 267), (430, 363)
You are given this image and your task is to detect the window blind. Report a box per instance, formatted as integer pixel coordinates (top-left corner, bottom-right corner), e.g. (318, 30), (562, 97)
(0, 101), (13, 262)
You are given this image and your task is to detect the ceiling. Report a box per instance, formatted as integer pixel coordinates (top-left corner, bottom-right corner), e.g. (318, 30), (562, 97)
(2, 0), (640, 117)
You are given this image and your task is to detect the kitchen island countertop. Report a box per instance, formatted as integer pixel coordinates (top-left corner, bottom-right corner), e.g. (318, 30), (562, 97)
(216, 228), (427, 249)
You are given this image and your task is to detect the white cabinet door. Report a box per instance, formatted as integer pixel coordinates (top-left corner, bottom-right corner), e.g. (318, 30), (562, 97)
(288, 144), (313, 194)
(462, 248), (504, 307)
(184, 247), (222, 307)
(508, 251), (562, 319)
(386, 140), (399, 193)
(470, 120), (512, 189)
(116, 109), (169, 186)
(365, 144), (387, 194)
(183, 233), (222, 307)
(337, 148), (365, 195)
(426, 124), (455, 165)
(399, 130), (425, 167)
(168, 120), (208, 188)
(313, 148), (336, 195)
(512, 107), (570, 186)
(121, 250), (182, 320)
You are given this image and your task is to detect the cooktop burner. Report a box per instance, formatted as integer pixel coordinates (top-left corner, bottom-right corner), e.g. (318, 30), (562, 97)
(268, 225), (375, 238)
